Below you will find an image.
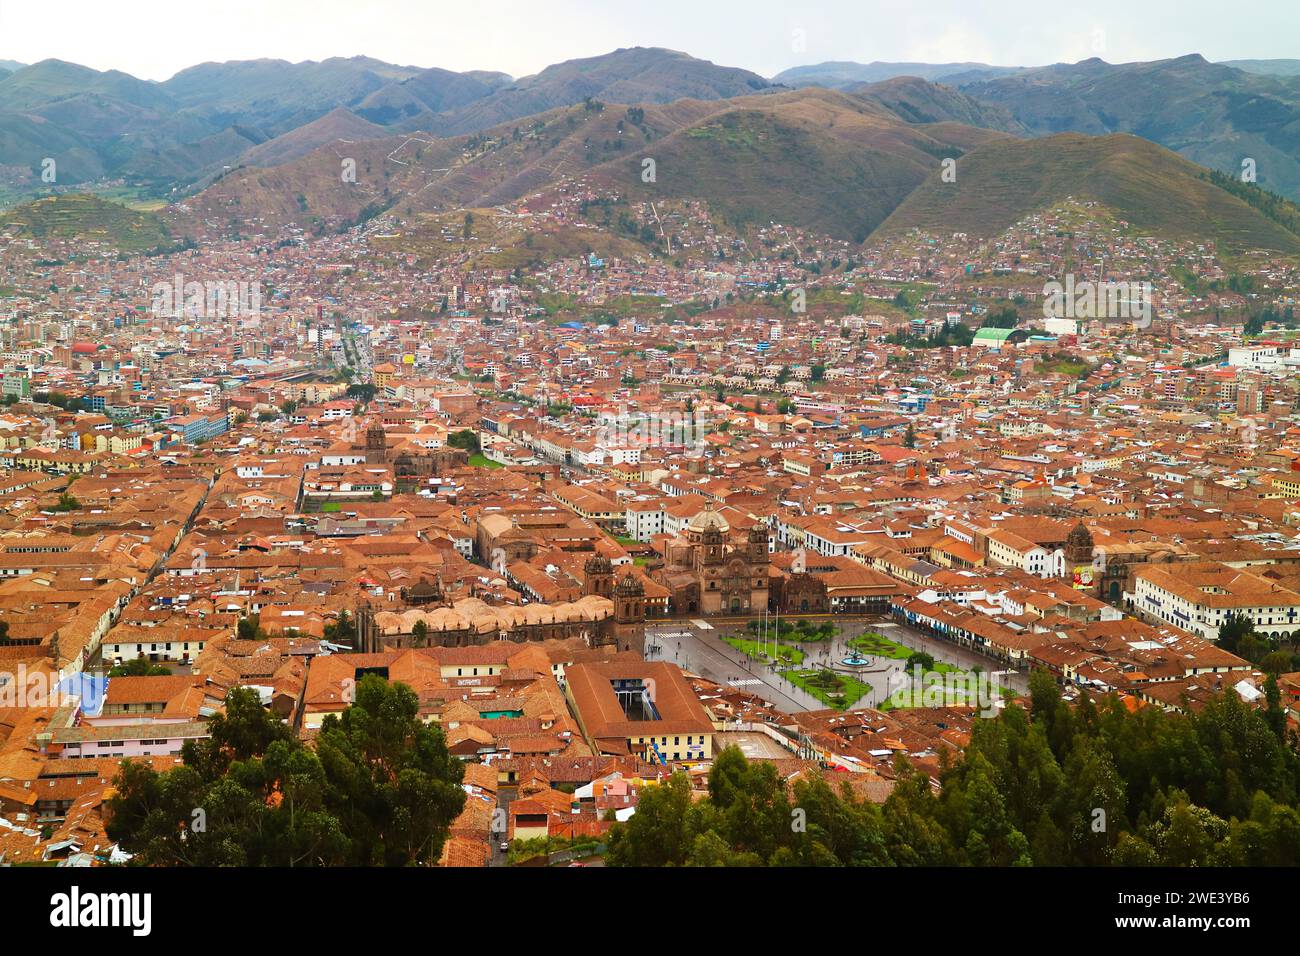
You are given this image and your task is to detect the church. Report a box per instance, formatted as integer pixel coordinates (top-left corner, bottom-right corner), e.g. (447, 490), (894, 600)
(653, 505), (770, 616)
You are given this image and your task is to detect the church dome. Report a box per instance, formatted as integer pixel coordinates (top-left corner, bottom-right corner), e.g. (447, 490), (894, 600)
(687, 506), (730, 534)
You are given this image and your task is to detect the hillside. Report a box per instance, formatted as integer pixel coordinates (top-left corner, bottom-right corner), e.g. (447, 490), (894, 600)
(957, 54), (1300, 199)
(0, 111), (104, 182)
(238, 108), (388, 168)
(161, 56), (425, 132)
(181, 87), (1009, 243)
(851, 77), (1025, 133)
(873, 132), (1300, 255)
(588, 87), (1009, 242)
(0, 59), (174, 112)
(1222, 59), (1300, 77)
(774, 61), (1023, 89)
(175, 96), (724, 234)
(427, 47), (774, 136)
(355, 67), (512, 127)
(0, 193), (176, 252)
(121, 126), (265, 185)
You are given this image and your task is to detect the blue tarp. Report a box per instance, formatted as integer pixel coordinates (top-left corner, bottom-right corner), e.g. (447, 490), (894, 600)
(57, 673), (108, 716)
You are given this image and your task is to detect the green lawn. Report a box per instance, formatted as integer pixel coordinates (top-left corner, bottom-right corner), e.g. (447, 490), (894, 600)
(882, 669), (1017, 711)
(744, 618), (838, 642)
(881, 686), (977, 710)
(726, 637), (805, 666)
(848, 631), (914, 660)
(468, 453), (504, 469)
(783, 667), (872, 711)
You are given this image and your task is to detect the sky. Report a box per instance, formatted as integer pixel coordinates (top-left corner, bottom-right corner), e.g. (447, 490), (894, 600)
(0, 0), (1297, 82)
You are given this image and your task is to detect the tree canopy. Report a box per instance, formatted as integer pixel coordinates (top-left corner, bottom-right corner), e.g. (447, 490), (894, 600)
(607, 674), (1300, 867)
(106, 678), (465, 866)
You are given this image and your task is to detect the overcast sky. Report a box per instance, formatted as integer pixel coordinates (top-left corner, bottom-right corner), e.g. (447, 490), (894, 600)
(1, 0), (1296, 81)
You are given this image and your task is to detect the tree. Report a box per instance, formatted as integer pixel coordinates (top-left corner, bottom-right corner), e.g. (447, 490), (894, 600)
(324, 610), (354, 646)
(603, 678), (1300, 868)
(109, 656), (171, 677)
(315, 676), (465, 865)
(1217, 613), (1255, 655)
(53, 492), (81, 512)
(237, 615), (266, 640)
(108, 679), (464, 867)
(346, 383), (377, 403)
(607, 772), (694, 866)
(905, 650), (934, 672)
(447, 429), (480, 454)
(903, 423), (916, 449)
(462, 212), (474, 239)
(411, 619), (429, 648)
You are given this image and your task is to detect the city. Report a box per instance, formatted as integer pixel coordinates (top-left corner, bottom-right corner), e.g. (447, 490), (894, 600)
(0, 0), (1293, 929)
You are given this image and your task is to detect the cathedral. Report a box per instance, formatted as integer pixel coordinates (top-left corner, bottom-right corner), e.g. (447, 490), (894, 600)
(655, 505), (770, 616)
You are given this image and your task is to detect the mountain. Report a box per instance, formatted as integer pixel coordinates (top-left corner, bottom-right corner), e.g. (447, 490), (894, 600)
(237, 108), (387, 168)
(0, 59), (174, 111)
(774, 61), (1023, 89)
(121, 125), (266, 186)
(355, 67), (512, 127)
(160, 56), (424, 132)
(184, 79), (1300, 256)
(0, 111), (104, 182)
(850, 77), (1025, 133)
(956, 54), (1300, 200)
(426, 47), (775, 136)
(874, 131), (1300, 254)
(182, 86), (1008, 243)
(591, 87), (1007, 242)
(0, 49), (776, 206)
(0, 60), (223, 185)
(0, 61), (25, 74)
(1221, 59), (1300, 77)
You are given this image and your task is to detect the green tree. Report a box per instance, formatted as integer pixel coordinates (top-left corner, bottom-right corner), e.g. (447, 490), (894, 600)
(447, 429), (481, 454)
(108, 679), (464, 867)
(1217, 613), (1254, 655)
(607, 772), (694, 866)
(109, 656), (171, 677)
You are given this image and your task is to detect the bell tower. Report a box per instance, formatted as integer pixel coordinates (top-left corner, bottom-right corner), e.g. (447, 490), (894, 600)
(614, 571), (646, 650)
(584, 554), (614, 598)
(365, 421), (387, 464)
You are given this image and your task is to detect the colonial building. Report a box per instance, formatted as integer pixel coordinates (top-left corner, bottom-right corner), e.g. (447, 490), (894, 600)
(654, 505), (770, 615)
